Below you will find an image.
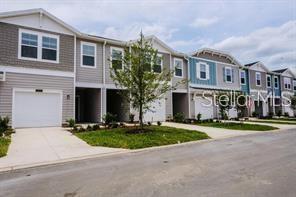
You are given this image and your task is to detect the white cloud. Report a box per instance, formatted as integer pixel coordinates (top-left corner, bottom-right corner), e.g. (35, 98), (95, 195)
(190, 17), (220, 28)
(99, 23), (178, 41)
(209, 20), (296, 69)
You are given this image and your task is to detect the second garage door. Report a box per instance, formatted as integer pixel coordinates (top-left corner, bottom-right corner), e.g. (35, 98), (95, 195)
(194, 97), (214, 120)
(13, 89), (62, 128)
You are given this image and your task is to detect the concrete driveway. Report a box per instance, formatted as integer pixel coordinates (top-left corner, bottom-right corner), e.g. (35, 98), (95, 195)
(0, 127), (125, 171)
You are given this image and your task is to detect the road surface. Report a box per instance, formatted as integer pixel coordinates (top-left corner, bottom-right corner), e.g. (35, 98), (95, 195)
(0, 129), (296, 197)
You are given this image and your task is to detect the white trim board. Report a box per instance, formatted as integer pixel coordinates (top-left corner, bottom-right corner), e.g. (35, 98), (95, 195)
(189, 83), (240, 91)
(0, 65), (74, 78)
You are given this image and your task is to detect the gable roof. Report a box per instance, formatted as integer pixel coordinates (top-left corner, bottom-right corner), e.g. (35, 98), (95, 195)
(273, 68), (288, 73)
(244, 61), (259, 67)
(0, 8), (81, 35)
(191, 48), (242, 67)
(129, 35), (185, 57)
(273, 68), (296, 78)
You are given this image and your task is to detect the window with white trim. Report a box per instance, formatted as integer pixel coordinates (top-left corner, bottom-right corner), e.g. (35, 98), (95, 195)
(21, 32), (38, 59)
(266, 75), (271, 88)
(293, 80), (296, 91)
(42, 36), (57, 61)
(200, 63), (207, 79)
(153, 54), (162, 73)
(284, 77), (291, 90)
(256, 72), (261, 86)
(240, 70), (246, 84)
(19, 29), (59, 63)
(174, 58), (183, 77)
(111, 47), (123, 70)
(81, 42), (96, 67)
(225, 67), (232, 83)
(274, 76), (279, 89)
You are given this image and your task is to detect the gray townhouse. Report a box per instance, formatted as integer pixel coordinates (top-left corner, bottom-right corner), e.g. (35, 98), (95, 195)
(0, 8), (189, 128)
(188, 48), (243, 120)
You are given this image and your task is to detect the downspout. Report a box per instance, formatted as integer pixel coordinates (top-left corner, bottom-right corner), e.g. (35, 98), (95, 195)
(101, 40), (107, 122)
(73, 35), (77, 121)
(184, 55), (191, 119)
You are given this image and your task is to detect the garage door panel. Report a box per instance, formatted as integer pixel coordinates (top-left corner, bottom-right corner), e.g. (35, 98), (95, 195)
(195, 97), (213, 120)
(143, 99), (166, 122)
(13, 91), (62, 128)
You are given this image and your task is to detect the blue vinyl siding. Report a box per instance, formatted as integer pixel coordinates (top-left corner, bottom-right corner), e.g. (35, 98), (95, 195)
(274, 75), (281, 96)
(189, 57), (216, 86)
(241, 70), (249, 94)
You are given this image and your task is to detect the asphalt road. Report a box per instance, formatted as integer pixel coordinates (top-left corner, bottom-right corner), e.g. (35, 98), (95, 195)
(0, 129), (296, 197)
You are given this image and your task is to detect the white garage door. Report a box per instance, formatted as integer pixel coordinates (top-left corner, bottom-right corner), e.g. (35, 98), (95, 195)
(228, 108), (238, 118)
(13, 90), (62, 128)
(143, 99), (166, 122)
(194, 97), (213, 120)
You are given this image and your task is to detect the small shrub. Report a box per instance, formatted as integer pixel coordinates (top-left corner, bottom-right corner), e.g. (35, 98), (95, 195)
(197, 113), (202, 122)
(86, 125), (93, 131)
(252, 111), (258, 117)
(147, 122), (152, 126)
(268, 111), (274, 118)
(110, 122), (119, 129)
(103, 113), (117, 126)
(157, 121), (162, 126)
(92, 124), (101, 130)
(173, 112), (185, 123)
(119, 122), (125, 128)
(78, 127), (86, 133)
(66, 118), (76, 128)
(284, 112), (289, 117)
(0, 116), (9, 136)
(276, 110), (282, 117)
(129, 114), (135, 123)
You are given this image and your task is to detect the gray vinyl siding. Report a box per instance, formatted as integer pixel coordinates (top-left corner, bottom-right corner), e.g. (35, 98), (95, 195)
(172, 56), (188, 90)
(0, 22), (74, 72)
(249, 70), (267, 90)
(76, 39), (104, 84)
(216, 63), (240, 90)
(0, 72), (74, 124)
(165, 91), (173, 119)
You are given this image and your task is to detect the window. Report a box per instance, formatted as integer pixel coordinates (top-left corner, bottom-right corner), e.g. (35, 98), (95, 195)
(225, 67), (232, 83)
(256, 72), (261, 86)
(200, 63), (207, 79)
(274, 76), (279, 89)
(42, 37), (57, 61)
(240, 70), (246, 85)
(81, 42), (96, 67)
(284, 77), (291, 90)
(111, 47), (123, 70)
(19, 29), (59, 63)
(21, 32), (38, 59)
(174, 58), (183, 77)
(266, 75), (271, 88)
(294, 80), (296, 91)
(153, 54), (162, 73)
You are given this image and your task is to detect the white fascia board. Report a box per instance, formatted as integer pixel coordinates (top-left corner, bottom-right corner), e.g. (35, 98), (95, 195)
(189, 83), (240, 91)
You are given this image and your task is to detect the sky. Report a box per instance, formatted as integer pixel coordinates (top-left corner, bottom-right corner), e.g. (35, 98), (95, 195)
(1, 0), (295, 71)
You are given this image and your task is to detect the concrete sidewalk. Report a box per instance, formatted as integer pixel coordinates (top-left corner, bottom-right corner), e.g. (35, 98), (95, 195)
(0, 127), (126, 171)
(162, 122), (274, 139)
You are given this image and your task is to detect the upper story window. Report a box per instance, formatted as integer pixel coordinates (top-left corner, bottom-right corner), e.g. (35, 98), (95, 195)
(284, 77), (291, 90)
(240, 70), (246, 85)
(225, 67), (233, 83)
(174, 58), (183, 77)
(153, 54), (162, 73)
(293, 80), (296, 91)
(274, 76), (279, 89)
(256, 72), (261, 86)
(266, 75), (271, 88)
(81, 42), (96, 68)
(111, 47), (124, 70)
(196, 62), (209, 80)
(19, 29), (59, 63)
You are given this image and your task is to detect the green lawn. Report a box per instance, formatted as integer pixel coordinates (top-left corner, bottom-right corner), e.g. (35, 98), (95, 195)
(76, 126), (210, 149)
(247, 120), (296, 125)
(197, 122), (278, 131)
(0, 137), (11, 157)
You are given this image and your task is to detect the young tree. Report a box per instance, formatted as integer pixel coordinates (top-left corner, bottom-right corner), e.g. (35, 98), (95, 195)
(234, 91), (248, 118)
(110, 33), (182, 130)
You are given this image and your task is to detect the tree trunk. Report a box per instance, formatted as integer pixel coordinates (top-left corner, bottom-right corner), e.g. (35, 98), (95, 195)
(139, 103), (143, 130)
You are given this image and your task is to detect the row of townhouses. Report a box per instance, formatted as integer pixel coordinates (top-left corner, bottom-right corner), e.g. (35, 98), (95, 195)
(0, 9), (295, 128)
